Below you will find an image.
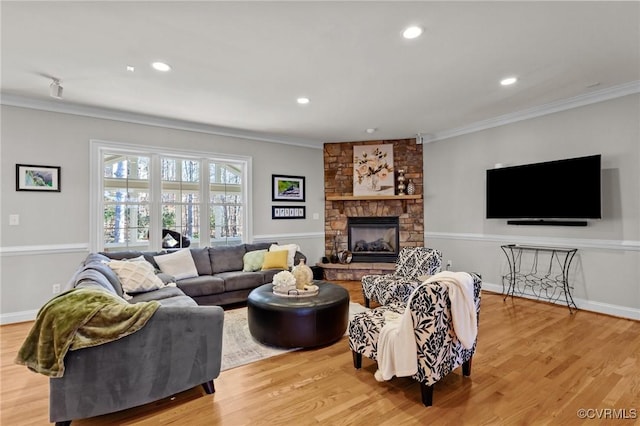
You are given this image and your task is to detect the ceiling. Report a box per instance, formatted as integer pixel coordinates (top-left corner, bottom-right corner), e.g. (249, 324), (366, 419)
(2, 1), (639, 148)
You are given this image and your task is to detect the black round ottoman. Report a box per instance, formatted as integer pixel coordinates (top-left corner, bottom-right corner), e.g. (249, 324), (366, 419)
(247, 281), (350, 348)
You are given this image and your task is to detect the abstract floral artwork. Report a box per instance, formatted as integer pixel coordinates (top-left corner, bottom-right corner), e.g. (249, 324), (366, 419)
(353, 144), (394, 196)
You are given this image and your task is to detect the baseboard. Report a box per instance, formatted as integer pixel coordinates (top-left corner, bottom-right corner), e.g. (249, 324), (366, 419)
(1, 309), (38, 325)
(482, 282), (640, 321)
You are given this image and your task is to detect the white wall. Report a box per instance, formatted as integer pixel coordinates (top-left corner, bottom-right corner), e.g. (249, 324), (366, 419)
(0, 105), (325, 322)
(424, 94), (640, 319)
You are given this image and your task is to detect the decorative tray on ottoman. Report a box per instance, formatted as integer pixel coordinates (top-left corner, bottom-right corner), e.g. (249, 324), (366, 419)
(273, 285), (319, 298)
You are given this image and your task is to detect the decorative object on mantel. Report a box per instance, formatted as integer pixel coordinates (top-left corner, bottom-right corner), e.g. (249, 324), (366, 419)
(406, 178), (416, 195)
(353, 144), (394, 196)
(330, 231), (341, 263)
(338, 250), (353, 264)
(292, 259), (313, 289)
(396, 168), (406, 195)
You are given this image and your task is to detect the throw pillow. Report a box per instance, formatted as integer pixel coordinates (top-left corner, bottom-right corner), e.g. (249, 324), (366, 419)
(107, 259), (166, 295)
(243, 249), (267, 272)
(261, 250), (289, 270)
(269, 243), (300, 268)
(154, 248), (199, 280)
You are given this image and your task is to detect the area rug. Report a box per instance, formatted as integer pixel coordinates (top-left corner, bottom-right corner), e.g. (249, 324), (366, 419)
(221, 302), (368, 371)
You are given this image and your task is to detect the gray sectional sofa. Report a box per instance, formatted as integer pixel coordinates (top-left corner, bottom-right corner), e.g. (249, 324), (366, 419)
(101, 241), (306, 306)
(49, 241), (304, 425)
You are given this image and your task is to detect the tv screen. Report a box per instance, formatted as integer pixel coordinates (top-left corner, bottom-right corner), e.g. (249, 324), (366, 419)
(486, 155), (601, 220)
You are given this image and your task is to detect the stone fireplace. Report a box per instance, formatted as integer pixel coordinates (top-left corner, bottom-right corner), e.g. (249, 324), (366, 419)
(321, 138), (423, 281)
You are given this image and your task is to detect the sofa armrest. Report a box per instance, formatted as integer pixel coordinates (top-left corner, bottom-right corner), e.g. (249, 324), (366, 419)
(409, 273), (482, 386)
(49, 305), (224, 423)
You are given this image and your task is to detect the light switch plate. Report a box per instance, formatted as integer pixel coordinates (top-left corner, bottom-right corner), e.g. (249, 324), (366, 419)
(9, 214), (19, 226)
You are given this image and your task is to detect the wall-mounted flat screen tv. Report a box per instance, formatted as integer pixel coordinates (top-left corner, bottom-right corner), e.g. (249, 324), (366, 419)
(486, 154), (601, 221)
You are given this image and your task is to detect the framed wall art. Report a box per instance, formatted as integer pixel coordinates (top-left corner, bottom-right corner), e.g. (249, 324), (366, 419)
(16, 164), (61, 192)
(272, 174), (305, 202)
(353, 144), (394, 196)
(272, 206), (306, 219)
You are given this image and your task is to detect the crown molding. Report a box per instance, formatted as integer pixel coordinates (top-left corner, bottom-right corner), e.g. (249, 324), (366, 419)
(3, 80), (639, 148)
(426, 80), (640, 143)
(0, 93), (323, 150)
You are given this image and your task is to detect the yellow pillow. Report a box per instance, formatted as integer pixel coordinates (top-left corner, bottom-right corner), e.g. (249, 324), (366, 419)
(261, 250), (289, 270)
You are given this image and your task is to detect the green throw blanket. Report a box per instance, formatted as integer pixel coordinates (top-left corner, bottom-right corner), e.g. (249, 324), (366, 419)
(15, 287), (160, 378)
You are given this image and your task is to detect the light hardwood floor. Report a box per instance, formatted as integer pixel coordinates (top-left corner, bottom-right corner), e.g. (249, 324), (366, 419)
(2, 281), (639, 425)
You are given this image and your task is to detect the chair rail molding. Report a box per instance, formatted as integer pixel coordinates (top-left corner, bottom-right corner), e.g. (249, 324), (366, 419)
(425, 232), (640, 252)
(0, 243), (90, 256)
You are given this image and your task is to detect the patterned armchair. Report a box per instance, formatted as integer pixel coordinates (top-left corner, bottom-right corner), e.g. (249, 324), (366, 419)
(361, 247), (443, 307)
(349, 272), (482, 406)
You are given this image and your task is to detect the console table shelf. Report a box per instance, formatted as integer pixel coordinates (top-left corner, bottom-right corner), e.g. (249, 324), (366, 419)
(500, 244), (578, 313)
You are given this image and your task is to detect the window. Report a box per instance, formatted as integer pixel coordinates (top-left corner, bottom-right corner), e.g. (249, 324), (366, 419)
(103, 154), (151, 249)
(91, 141), (250, 252)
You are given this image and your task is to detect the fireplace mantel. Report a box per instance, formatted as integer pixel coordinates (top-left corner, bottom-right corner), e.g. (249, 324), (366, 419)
(326, 194), (421, 201)
(326, 194), (421, 213)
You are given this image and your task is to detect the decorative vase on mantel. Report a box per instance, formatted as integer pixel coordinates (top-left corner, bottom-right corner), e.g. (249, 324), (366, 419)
(406, 178), (416, 195)
(396, 169), (406, 195)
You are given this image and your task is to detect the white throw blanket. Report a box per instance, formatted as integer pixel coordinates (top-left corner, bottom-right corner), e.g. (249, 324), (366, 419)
(374, 271), (476, 382)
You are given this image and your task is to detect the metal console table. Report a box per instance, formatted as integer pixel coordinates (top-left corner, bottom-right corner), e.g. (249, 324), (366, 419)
(500, 244), (578, 313)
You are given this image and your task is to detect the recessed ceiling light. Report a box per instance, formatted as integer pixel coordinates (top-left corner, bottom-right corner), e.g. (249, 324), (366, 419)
(151, 62), (171, 72)
(126, 65), (135, 72)
(297, 97), (310, 105)
(402, 26), (423, 39)
(500, 77), (518, 86)
(365, 128), (377, 134)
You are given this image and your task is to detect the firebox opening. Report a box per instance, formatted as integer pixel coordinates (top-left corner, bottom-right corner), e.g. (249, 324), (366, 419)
(347, 216), (400, 263)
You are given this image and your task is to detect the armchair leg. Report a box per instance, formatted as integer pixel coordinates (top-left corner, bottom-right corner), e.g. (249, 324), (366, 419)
(420, 382), (433, 407)
(55, 422), (71, 426)
(202, 380), (215, 394)
(352, 351), (362, 369)
(462, 357), (472, 376)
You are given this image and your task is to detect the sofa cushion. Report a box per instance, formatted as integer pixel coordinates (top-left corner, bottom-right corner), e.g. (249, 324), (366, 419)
(216, 271), (264, 292)
(74, 269), (120, 296)
(245, 242), (275, 253)
(81, 261), (124, 297)
(128, 286), (195, 306)
(176, 276), (225, 298)
(107, 259), (167, 296)
(101, 251), (144, 261)
(210, 245), (246, 273)
(261, 250), (288, 270)
(154, 249), (199, 280)
(258, 269), (279, 285)
(84, 252), (111, 265)
(190, 247), (213, 275)
(100, 251), (163, 271)
(243, 249), (267, 272)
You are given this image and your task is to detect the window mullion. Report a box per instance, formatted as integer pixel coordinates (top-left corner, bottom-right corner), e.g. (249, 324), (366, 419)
(149, 154), (162, 250)
(201, 159), (210, 248)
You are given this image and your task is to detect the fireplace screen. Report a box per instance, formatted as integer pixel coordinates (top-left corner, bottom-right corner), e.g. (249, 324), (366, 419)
(347, 216), (399, 263)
